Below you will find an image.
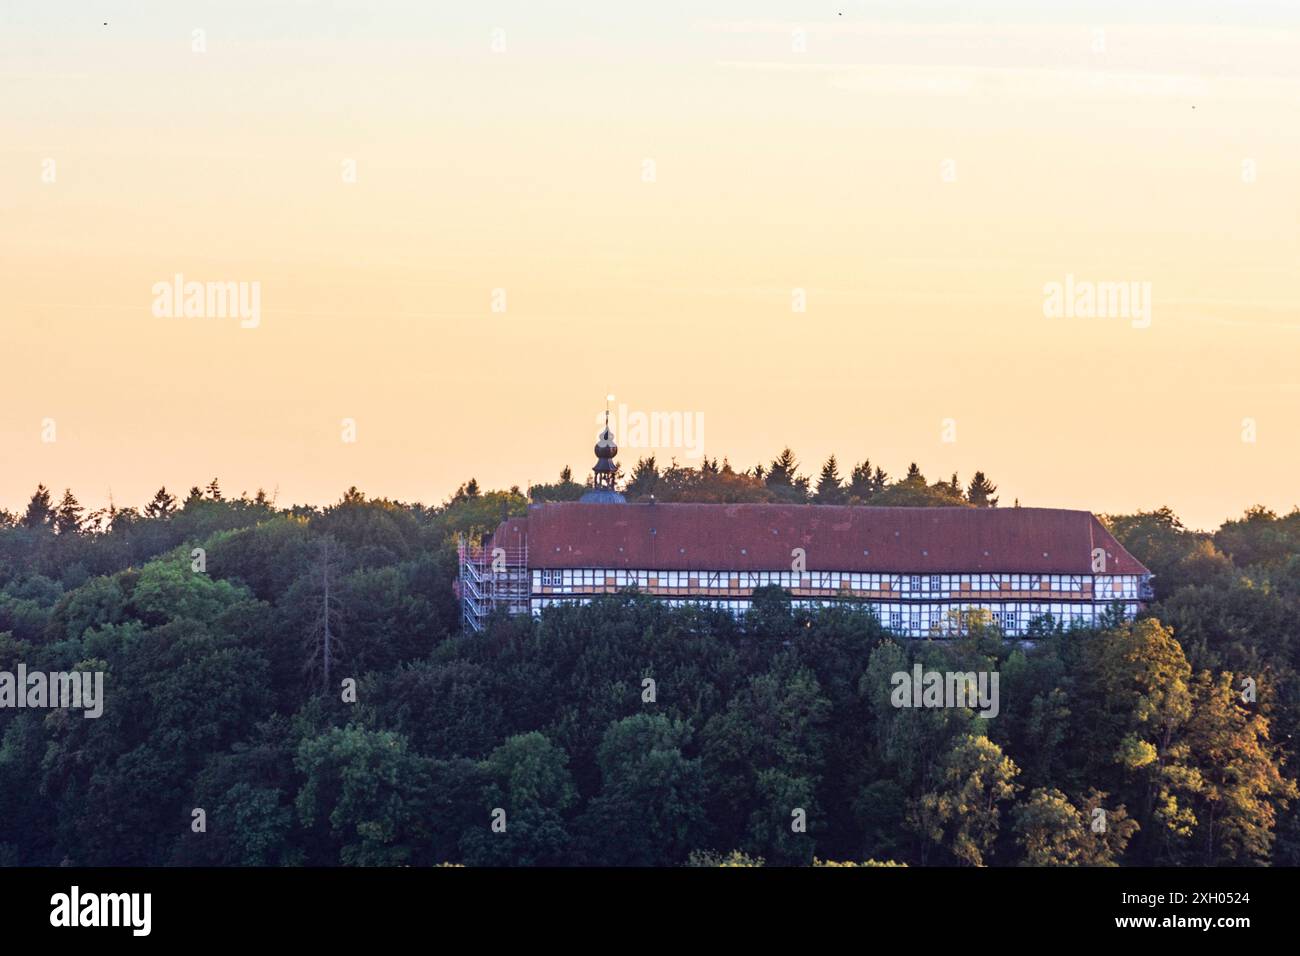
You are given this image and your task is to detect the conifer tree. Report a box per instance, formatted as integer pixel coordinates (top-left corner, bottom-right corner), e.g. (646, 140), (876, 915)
(624, 456), (660, 499)
(53, 489), (84, 535)
(815, 455), (845, 504)
(847, 460), (875, 501)
(967, 471), (999, 507)
(144, 486), (177, 519)
(22, 484), (55, 529)
(766, 448), (799, 487)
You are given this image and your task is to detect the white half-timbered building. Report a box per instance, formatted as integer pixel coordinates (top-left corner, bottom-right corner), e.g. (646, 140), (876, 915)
(458, 418), (1152, 636)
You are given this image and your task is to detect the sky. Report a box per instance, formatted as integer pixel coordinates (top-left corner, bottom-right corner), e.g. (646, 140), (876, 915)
(2, 1), (1298, 531)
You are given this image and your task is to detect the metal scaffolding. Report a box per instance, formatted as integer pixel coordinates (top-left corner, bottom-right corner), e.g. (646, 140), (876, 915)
(457, 535), (529, 633)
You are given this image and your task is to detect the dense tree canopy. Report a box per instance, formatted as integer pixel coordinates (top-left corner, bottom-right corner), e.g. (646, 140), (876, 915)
(0, 474), (1297, 866)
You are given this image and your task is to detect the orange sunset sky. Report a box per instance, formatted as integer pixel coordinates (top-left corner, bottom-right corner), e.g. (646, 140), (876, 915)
(3, 2), (1299, 530)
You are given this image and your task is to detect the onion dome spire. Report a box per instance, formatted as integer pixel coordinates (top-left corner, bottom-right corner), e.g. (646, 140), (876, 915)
(580, 396), (626, 504)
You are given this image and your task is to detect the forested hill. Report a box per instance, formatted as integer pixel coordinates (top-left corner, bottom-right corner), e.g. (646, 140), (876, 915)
(1, 469), (1298, 866)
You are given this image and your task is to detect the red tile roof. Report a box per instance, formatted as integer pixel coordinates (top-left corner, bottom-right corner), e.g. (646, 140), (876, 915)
(491, 503), (1150, 575)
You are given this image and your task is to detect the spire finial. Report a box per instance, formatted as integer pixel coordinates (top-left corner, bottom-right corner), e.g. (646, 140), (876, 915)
(581, 395), (625, 503)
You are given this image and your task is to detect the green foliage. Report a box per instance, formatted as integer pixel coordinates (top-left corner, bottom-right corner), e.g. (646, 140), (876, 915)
(528, 466), (588, 503)
(908, 734), (1020, 866)
(429, 488), (529, 547)
(0, 484), (1296, 868)
(814, 456), (845, 505)
(1105, 507), (1214, 599)
(460, 732), (576, 866)
(295, 725), (431, 865)
(1215, 507), (1300, 569)
(575, 714), (709, 865)
(311, 488), (421, 566)
(1013, 787), (1137, 866)
(687, 849), (766, 866)
(870, 475), (970, 508)
(130, 558), (254, 624)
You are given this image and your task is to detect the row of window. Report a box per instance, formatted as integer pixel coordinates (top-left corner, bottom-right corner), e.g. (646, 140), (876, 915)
(534, 569), (1140, 598)
(529, 597), (1140, 635)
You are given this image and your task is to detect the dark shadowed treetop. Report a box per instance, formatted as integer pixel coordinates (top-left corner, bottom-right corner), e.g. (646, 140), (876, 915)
(0, 474), (1296, 867)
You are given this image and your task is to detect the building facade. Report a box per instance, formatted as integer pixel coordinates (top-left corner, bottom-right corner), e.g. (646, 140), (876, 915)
(458, 420), (1153, 636)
